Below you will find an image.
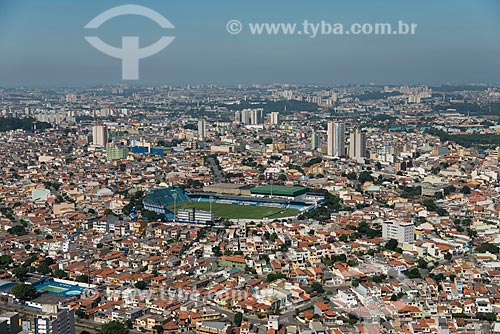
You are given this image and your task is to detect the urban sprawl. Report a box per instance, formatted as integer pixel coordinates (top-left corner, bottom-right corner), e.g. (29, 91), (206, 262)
(0, 84), (500, 334)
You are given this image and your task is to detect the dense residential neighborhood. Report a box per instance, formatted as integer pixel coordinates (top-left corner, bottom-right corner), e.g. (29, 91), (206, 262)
(1, 84), (500, 334)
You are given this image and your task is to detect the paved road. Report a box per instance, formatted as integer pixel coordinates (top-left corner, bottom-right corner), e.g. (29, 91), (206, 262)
(206, 156), (224, 183)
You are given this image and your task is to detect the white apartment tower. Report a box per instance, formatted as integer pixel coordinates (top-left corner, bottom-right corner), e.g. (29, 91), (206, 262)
(349, 128), (367, 159)
(236, 109), (264, 125)
(34, 305), (75, 334)
(327, 121), (345, 157)
(92, 124), (108, 147)
(270, 112), (280, 125)
(198, 118), (206, 140)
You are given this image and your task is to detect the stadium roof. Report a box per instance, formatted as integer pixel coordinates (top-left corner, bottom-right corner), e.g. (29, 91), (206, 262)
(203, 183), (254, 190)
(143, 187), (189, 208)
(250, 185), (307, 197)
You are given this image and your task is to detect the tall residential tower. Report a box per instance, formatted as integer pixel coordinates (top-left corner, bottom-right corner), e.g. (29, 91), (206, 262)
(327, 121), (345, 157)
(92, 124), (108, 148)
(349, 128), (367, 160)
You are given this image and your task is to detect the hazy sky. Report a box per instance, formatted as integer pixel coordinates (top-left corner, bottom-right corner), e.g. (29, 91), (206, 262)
(0, 0), (499, 87)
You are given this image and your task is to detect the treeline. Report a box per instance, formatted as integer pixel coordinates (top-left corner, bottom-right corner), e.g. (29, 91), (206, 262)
(0, 117), (51, 132)
(426, 128), (500, 149)
(220, 99), (320, 113)
(352, 91), (400, 101)
(430, 85), (490, 92)
(436, 102), (500, 116)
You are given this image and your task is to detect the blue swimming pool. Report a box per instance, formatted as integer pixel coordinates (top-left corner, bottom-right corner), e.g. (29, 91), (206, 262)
(33, 279), (87, 297)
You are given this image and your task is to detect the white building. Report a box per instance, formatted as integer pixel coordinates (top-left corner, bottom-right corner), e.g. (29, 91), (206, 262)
(349, 128), (367, 160)
(92, 124), (108, 147)
(270, 112), (280, 125)
(198, 119), (206, 140)
(476, 298), (493, 313)
(382, 221), (414, 243)
(327, 121), (345, 157)
(34, 305), (74, 334)
(236, 108), (264, 125)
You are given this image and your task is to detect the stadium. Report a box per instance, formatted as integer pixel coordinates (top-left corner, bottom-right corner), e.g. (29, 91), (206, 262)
(142, 184), (323, 223)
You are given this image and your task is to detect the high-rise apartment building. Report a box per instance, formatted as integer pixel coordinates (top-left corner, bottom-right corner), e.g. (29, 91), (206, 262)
(270, 112), (279, 125)
(0, 312), (21, 334)
(92, 124), (108, 147)
(311, 130), (320, 150)
(34, 305), (75, 334)
(235, 109), (264, 125)
(106, 145), (129, 161)
(327, 121), (345, 157)
(198, 119), (206, 140)
(349, 128), (367, 159)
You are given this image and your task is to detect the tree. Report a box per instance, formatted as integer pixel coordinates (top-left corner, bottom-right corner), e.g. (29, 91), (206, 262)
(7, 225), (27, 236)
(444, 185), (456, 195)
(385, 239), (399, 251)
(233, 312), (243, 327)
(311, 281), (324, 294)
(75, 275), (89, 283)
(444, 252), (453, 261)
(211, 246), (222, 257)
(124, 319), (133, 329)
(12, 266), (29, 280)
(37, 263), (52, 275)
(430, 273), (445, 282)
(417, 258), (428, 269)
(266, 273), (286, 282)
(476, 312), (496, 321)
(104, 209), (115, 216)
(460, 186), (471, 194)
(0, 255), (12, 268)
(153, 325), (164, 334)
(11, 283), (37, 301)
(422, 199), (438, 211)
(370, 274), (386, 283)
(404, 268), (422, 279)
(134, 281), (147, 290)
(477, 242), (499, 254)
(358, 171), (374, 183)
(97, 320), (129, 334)
(54, 269), (67, 279)
(347, 259), (358, 267)
(75, 309), (89, 319)
(194, 249), (203, 258)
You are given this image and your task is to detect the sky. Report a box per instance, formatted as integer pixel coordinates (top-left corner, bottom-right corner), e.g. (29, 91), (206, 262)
(0, 0), (499, 87)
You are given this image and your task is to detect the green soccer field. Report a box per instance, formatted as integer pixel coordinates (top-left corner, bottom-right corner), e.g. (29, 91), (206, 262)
(40, 285), (67, 293)
(168, 202), (298, 219)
